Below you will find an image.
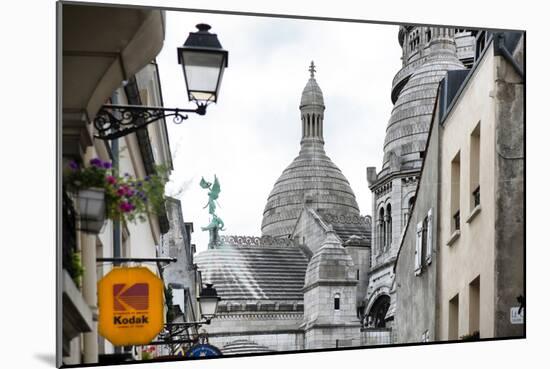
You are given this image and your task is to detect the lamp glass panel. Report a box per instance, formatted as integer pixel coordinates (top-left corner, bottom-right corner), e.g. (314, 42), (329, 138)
(181, 51), (225, 101)
(200, 296), (218, 317)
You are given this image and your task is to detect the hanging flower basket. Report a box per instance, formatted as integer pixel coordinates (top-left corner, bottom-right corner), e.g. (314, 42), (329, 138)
(76, 187), (107, 234)
(63, 158), (168, 234)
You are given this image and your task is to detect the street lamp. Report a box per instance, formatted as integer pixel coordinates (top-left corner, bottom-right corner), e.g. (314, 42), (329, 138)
(94, 23), (228, 140)
(178, 24), (228, 104)
(197, 283), (221, 323)
(154, 283), (221, 346)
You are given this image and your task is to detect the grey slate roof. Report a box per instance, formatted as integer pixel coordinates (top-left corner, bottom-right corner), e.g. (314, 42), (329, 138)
(221, 339), (275, 355)
(318, 211), (371, 246)
(300, 77), (324, 107)
(194, 244), (308, 303)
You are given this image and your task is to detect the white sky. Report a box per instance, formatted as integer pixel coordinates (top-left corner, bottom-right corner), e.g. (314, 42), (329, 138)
(156, 11), (402, 252)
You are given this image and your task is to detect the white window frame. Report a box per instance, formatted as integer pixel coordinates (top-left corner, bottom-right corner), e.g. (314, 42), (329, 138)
(415, 222), (423, 275)
(426, 208), (433, 264)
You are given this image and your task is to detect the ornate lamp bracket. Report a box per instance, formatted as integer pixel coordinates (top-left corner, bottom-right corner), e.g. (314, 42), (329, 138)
(93, 103), (207, 140)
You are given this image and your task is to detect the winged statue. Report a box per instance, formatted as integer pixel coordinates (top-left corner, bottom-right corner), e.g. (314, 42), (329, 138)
(200, 175), (225, 248)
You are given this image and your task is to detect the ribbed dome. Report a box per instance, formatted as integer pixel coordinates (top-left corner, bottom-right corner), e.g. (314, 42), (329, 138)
(300, 77), (324, 107)
(261, 62), (360, 238)
(221, 339), (275, 355)
(380, 37), (465, 176)
(261, 144), (360, 238)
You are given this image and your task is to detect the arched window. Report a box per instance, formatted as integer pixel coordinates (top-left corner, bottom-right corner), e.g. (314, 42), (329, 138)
(386, 204), (392, 249)
(307, 114), (311, 136)
(378, 207), (385, 252)
(409, 196), (415, 211)
(334, 293), (341, 310)
(368, 295), (390, 328)
(316, 115), (320, 137)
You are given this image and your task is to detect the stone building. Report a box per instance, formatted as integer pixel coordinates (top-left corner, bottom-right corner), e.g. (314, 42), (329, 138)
(160, 197), (200, 348)
(195, 64), (370, 352)
(60, 4), (177, 365)
(364, 26), (475, 328)
(435, 31), (524, 340)
(393, 31), (524, 342)
(392, 72), (442, 344)
(194, 25), (521, 352)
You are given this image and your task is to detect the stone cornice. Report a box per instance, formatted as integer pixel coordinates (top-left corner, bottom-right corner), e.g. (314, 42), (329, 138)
(369, 257), (397, 274)
(211, 235), (295, 248)
(303, 279), (358, 293)
(369, 169), (421, 192)
(304, 322), (362, 330)
(207, 328), (305, 338)
(216, 312), (304, 320)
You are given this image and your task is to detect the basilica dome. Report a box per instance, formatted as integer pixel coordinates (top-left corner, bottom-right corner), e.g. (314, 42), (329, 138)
(261, 62), (361, 238)
(380, 30), (466, 177)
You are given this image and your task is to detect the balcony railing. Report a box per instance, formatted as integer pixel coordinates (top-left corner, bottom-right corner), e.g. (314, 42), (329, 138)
(473, 186), (480, 207)
(453, 210), (461, 231)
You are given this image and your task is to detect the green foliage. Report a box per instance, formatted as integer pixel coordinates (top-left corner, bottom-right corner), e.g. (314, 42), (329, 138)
(460, 331), (480, 341)
(69, 249), (85, 287)
(64, 158), (168, 224)
(141, 351), (152, 360)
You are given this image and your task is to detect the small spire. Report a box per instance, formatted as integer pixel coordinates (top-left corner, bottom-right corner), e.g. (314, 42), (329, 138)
(308, 61), (316, 78)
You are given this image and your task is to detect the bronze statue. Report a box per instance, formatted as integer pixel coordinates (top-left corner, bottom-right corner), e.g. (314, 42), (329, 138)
(200, 175), (225, 248)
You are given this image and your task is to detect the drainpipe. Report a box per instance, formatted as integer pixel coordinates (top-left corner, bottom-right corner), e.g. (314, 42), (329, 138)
(111, 91), (121, 265)
(111, 91), (122, 355)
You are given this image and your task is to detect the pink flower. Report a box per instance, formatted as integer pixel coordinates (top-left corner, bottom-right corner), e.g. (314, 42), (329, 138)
(106, 175), (117, 185)
(119, 201), (134, 213)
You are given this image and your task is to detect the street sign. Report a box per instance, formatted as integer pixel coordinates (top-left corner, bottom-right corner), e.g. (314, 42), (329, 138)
(185, 344), (222, 358)
(98, 267), (164, 346)
(510, 306), (524, 324)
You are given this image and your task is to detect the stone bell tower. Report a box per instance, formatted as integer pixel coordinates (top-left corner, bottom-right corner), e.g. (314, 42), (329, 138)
(364, 26), (472, 328)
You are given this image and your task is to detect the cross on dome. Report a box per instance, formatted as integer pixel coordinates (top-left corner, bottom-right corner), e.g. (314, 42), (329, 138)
(309, 61), (316, 78)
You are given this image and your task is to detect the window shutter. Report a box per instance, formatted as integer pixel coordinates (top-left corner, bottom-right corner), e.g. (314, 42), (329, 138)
(426, 208), (433, 264)
(415, 222), (423, 275)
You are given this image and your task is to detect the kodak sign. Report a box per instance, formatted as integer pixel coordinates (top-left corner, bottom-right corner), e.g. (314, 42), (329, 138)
(98, 267), (164, 346)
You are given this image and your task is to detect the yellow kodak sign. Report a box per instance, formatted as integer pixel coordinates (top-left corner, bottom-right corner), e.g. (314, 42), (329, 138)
(98, 267), (164, 346)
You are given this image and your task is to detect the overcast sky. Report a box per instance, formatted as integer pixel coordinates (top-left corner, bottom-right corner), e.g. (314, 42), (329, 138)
(156, 11), (402, 252)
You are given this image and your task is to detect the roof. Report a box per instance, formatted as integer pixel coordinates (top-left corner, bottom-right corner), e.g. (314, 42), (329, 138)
(261, 67), (361, 238)
(261, 145), (361, 238)
(318, 211), (371, 246)
(304, 231), (357, 288)
(194, 239), (308, 304)
(379, 33), (466, 178)
(221, 339), (275, 355)
(300, 77), (324, 107)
